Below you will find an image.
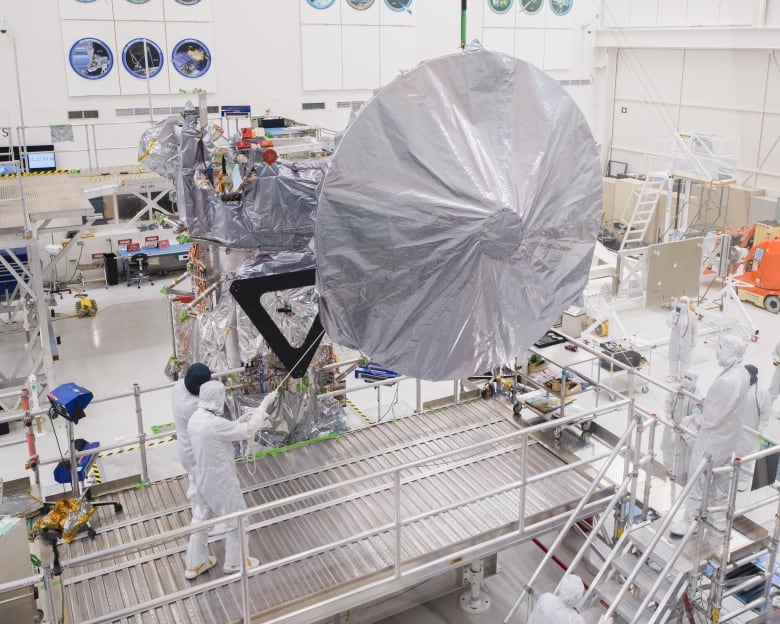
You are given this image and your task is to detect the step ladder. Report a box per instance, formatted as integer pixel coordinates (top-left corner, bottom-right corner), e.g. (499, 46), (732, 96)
(619, 171), (668, 250)
(585, 524), (693, 623)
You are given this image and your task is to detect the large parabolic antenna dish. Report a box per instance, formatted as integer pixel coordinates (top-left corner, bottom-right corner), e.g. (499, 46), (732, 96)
(315, 46), (602, 381)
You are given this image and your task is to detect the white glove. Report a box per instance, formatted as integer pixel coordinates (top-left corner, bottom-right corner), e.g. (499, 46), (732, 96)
(247, 410), (264, 434)
(260, 389), (277, 412)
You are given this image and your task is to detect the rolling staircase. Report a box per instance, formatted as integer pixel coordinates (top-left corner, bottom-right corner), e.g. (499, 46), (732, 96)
(619, 171), (668, 251)
(587, 523), (693, 623)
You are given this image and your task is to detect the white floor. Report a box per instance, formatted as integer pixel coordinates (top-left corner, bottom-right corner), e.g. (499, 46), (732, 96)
(0, 270), (779, 623)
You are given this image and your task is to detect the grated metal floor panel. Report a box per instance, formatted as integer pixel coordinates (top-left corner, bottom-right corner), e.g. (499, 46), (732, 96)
(62, 400), (614, 624)
(0, 175), (96, 233)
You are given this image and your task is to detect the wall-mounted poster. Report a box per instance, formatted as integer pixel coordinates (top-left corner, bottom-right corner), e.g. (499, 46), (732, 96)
(346, 0), (375, 9)
(69, 38), (114, 80)
(384, 0), (412, 11)
(122, 38), (163, 78)
(306, 0), (336, 8)
(488, 0), (513, 13)
(171, 38), (211, 77)
(549, 0), (572, 16)
(519, 0), (543, 14)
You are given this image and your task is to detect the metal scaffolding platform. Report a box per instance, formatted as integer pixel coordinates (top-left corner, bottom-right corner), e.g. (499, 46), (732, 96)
(61, 399), (615, 624)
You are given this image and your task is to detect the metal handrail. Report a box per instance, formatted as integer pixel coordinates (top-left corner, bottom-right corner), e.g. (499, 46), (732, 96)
(601, 455), (711, 622)
(503, 408), (640, 622)
(61, 397), (624, 624)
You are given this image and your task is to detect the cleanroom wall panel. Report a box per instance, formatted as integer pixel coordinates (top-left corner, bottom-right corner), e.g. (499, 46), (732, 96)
(301, 25), (343, 90)
(614, 49), (684, 105)
(602, 0), (630, 28)
(482, 28), (516, 58)
(58, 0), (114, 21)
(681, 50), (767, 112)
(718, 0), (753, 26)
(115, 21), (170, 96)
(543, 29), (573, 71)
(656, 0), (687, 27)
(754, 113), (780, 178)
(686, 0), (719, 25)
(164, 21), (216, 93)
(612, 100), (678, 154)
(342, 26), (380, 90)
(300, 0), (342, 25)
(61, 19), (121, 96)
(515, 4), (545, 28)
(379, 26), (416, 86)
(629, 0), (658, 27)
(514, 28), (545, 69)
(112, 0), (165, 22)
(767, 0), (780, 26)
(162, 0), (212, 22)
(763, 52), (780, 114)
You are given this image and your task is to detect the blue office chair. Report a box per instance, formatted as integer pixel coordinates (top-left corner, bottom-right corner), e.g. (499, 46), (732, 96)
(129, 253), (153, 288)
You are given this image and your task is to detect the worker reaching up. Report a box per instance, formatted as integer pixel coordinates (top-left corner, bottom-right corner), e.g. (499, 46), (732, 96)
(184, 381), (277, 580)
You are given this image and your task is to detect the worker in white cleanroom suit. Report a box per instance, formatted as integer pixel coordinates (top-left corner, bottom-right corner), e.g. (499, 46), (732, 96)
(661, 370), (700, 474)
(172, 363), (211, 483)
(737, 365), (772, 491)
(666, 296), (698, 382)
(671, 336), (749, 536)
(172, 363), (231, 537)
(770, 342), (780, 412)
(184, 381), (277, 579)
(528, 574), (586, 624)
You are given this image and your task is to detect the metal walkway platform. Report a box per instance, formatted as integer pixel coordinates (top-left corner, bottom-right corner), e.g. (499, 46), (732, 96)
(0, 175), (95, 234)
(62, 399), (615, 624)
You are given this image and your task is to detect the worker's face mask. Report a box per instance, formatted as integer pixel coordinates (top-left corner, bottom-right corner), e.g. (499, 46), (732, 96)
(682, 378), (693, 389)
(715, 348), (721, 363)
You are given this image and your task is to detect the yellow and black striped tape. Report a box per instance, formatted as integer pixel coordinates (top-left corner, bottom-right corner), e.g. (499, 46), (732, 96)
(346, 398), (373, 425)
(98, 435), (175, 458)
(0, 170), (73, 178)
(90, 462), (102, 484)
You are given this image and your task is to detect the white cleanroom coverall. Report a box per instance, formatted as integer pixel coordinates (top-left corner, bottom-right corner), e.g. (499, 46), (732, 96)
(683, 336), (749, 532)
(528, 574), (586, 624)
(184, 381), (275, 577)
(667, 300), (698, 379)
(770, 342), (780, 405)
(661, 370), (700, 469)
(171, 363), (212, 487)
(737, 373), (772, 491)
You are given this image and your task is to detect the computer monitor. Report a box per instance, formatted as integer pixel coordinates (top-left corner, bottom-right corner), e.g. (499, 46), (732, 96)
(0, 144), (57, 172)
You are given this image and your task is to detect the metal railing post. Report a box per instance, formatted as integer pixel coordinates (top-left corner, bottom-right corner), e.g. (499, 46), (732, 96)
(517, 434), (528, 533)
(641, 414), (657, 521)
(43, 563), (60, 624)
(453, 378), (461, 404)
(68, 420), (80, 497)
(625, 402), (643, 531)
(688, 455), (714, 608)
(133, 383), (150, 484)
(559, 368), (567, 420)
(760, 486), (780, 617)
(238, 515), (250, 624)
(415, 378), (422, 413)
(710, 459), (742, 623)
(394, 470), (402, 578)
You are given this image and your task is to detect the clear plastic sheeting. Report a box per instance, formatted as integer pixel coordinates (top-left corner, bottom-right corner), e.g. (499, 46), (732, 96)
(315, 45), (602, 381)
